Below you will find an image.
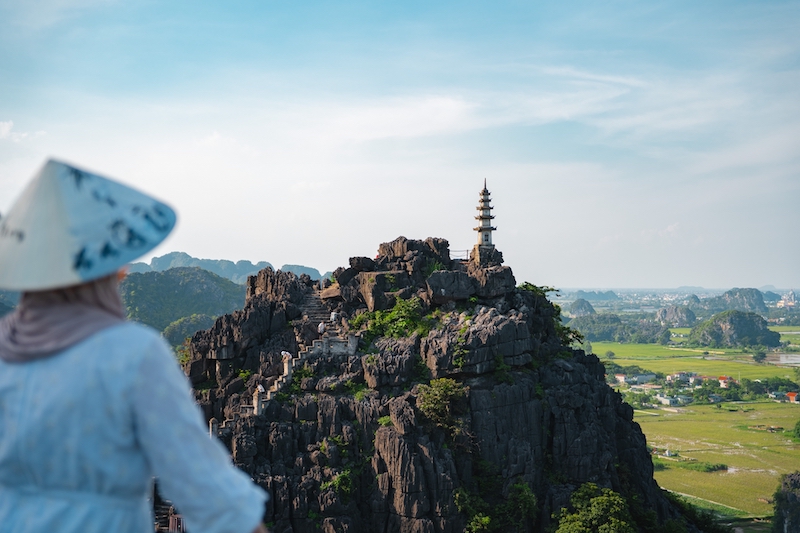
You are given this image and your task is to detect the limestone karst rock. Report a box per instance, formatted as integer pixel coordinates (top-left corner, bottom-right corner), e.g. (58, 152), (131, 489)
(183, 237), (705, 533)
(655, 305), (696, 327)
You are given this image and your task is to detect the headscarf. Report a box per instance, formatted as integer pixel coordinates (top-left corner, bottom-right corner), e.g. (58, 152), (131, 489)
(0, 273), (126, 363)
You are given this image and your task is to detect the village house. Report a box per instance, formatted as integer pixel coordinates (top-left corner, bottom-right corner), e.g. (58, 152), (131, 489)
(787, 391), (798, 404)
(718, 376), (736, 388)
(616, 373), (657, 385)
(666, 372), (690, 384)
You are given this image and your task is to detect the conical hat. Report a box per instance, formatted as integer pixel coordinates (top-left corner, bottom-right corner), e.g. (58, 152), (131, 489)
(0, 159), (176, 291)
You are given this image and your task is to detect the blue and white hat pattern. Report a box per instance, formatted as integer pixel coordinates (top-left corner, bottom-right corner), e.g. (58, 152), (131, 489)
(0, 159), (176, 291)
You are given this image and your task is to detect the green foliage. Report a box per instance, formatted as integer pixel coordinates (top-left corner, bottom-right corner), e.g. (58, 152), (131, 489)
(238, 369), (252, 381)
(653, 459), (727, 472)
(349, 297), (434, 345)
(321, 468), (353, 501)
(378, 415), (393, 427)
(121, 267), (245, 331)
(493, 355), (513, 384)
(174, 337), (191, 365)
(554, 483), (636, 533)
(553, 304), (585, 346)
(423, 260), (446, 278)
(163, 313), (216, 347)
(455, 479), (538, 533)
(344, 379), (369, 401)
(772, 472), (800, 533)
(517, 281), (558, 298)
(417, 378), (466, 429)
(793, 419), (800, 440)
(295, 363), (315, 379)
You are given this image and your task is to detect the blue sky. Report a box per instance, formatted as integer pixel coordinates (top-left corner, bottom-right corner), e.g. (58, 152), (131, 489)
(1, 0), (799, 289)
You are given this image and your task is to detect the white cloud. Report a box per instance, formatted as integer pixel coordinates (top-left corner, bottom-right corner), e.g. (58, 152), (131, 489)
(0, 120), (44, 142)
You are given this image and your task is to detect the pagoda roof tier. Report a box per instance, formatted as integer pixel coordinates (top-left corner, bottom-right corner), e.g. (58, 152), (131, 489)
(473, 225), (497, 232)
(475, 206), (493, 210)
(474, 214), (495, 220)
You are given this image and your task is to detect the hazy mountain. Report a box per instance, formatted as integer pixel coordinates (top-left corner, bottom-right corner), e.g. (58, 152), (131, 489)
(573, 290), (619, 301)
(129, 252), (273, 284)
(693, 287), (768, 316)
(120, 267), (245, 331)
(279, 264), (322, 280)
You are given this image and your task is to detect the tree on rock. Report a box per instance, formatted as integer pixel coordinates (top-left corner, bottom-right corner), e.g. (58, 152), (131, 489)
(772, 471), (800, 533)
(554, 483), (636, 533)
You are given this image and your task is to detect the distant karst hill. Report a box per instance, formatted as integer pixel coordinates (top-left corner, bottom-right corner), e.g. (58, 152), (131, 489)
(568, 298), (596, 317)
(655, 305), (696, 327)
(0, 301), (12, 318)
(690, 287), (768, 316)
(130, 251), (324, 284)
(688, 310), (780, 348)
(120, 267), (246, 331)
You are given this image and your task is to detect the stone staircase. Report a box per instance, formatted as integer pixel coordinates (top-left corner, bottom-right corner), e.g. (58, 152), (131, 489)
(263, 288), (355, 401)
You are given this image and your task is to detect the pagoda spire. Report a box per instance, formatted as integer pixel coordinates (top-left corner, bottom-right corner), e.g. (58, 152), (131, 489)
(473, 180), (496, 247)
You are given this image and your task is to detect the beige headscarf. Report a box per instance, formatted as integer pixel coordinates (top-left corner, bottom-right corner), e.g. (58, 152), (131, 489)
(0, 273), (126, 363)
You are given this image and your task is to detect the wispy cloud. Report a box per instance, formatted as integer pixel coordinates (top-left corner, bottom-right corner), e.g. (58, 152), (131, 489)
(0, 120), (44, 142)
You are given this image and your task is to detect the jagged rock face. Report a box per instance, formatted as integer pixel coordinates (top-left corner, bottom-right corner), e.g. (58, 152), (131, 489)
(466, 262), (516, 298)
(421, 307), (532, 378)
(655, 305), (695, 327)
(183, 236), (697, 532)
(357, 271), (413, 312)
(246, 266), (310, 304)
(426, 271), (476, 304)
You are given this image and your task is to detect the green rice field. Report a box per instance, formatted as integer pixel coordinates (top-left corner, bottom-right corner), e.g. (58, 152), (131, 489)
(635, 402), (800, 517)
(592, 341), (796, 380)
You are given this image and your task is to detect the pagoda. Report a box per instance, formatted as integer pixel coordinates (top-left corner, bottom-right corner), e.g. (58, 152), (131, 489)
(470, 180), (503, 266)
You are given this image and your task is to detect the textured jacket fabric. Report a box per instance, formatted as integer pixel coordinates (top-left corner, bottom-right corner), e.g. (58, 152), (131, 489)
(0, 322), (267, 533)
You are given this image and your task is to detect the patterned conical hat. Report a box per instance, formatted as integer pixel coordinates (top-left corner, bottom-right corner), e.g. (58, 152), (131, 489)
(0, 159), (176, 291)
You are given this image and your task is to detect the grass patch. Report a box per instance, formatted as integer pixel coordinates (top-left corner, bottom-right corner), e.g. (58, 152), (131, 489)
(635, 402), (800, 516)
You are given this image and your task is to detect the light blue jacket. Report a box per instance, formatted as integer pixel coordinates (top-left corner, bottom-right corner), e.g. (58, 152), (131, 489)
(0, 322), (267, 533)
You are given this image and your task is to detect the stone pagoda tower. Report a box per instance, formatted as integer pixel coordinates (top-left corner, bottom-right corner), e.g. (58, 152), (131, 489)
(470, 180), (504, 266)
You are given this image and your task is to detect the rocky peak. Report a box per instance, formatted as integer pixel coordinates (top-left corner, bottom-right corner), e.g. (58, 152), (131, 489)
(181, 237), (708, 533)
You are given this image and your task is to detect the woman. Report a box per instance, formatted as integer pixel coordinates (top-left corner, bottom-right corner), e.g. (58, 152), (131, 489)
(0, 160), (268, 533)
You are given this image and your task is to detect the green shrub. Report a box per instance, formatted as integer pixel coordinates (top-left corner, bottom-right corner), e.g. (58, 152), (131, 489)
(238, 369), (252, 381)
(321, 468), (353, 501)
(417, 378), (466, 430)
(378, 415), (393, 427)
(295, 363), (314, 379)
(423, 260), (446, 278)
(350, 297), (435, 345)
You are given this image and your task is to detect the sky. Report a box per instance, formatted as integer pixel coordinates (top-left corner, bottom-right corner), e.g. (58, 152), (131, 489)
(1, 0), (799, 290)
